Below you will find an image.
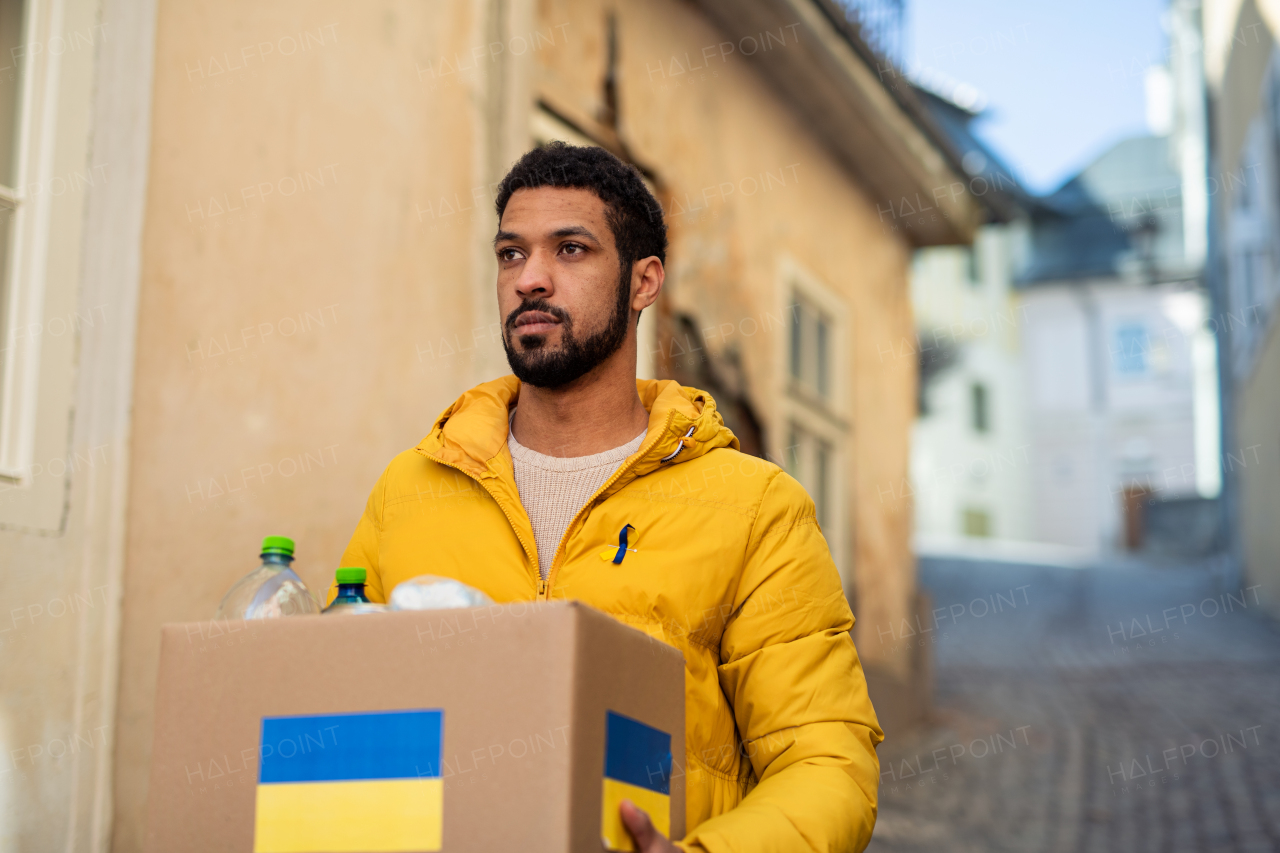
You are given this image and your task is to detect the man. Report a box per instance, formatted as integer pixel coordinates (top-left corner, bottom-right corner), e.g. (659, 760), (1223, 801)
(338, 142), (883, 851)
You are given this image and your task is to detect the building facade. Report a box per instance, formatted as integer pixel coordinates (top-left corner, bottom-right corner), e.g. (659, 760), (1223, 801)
(0, 0), (980, 850)
(910, 223), (1037, 546)
(1016, 121), (1219, 555)
(1204, 0), (1280, 614)
(1014, 0), (1221, 558)
(907, 85), (1037, 550)
(909, 1), (1221, 558)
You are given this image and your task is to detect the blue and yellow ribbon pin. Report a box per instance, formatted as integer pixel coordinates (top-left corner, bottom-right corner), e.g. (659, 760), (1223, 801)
(598, 524), (637, 564)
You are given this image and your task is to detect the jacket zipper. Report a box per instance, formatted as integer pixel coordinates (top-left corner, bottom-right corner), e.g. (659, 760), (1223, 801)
(542, 410), (678, 600)
(424, 408), (681, 601)
(423, 456), (545, 596)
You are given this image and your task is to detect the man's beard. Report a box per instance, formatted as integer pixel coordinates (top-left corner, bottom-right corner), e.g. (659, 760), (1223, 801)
(502, 266), (632, 389)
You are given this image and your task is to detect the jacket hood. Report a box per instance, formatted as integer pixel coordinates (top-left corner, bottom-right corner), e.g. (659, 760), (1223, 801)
(415, 376), (740, 483)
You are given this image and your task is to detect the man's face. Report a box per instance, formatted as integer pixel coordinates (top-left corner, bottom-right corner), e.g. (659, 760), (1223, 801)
(494, 187), (632, 389)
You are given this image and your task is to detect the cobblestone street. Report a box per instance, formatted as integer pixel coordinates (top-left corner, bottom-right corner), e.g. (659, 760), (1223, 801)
(867, 556), (1280, 853)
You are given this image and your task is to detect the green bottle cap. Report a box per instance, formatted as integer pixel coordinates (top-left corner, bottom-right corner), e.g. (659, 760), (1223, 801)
(335, 567), (366, 584)
(260, 536), (295, 557)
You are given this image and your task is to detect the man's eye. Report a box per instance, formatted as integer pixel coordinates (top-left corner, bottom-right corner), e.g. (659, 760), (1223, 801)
(561, 243), (585, 255)
(499, 248), (522, 261)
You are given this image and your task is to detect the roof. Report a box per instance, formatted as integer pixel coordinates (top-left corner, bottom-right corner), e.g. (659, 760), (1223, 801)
(1018, 135), (1194, 285)
(689, 0), (984, 246)
(909, 84), (1037, 223)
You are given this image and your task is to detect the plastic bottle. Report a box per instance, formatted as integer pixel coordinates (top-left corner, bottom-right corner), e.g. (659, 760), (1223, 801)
(323, 567), (387, 615)
(213, 536), (321, 620)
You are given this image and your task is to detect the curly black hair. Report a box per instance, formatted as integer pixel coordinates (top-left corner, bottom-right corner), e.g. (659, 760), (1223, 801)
(494, 142), (667, 271)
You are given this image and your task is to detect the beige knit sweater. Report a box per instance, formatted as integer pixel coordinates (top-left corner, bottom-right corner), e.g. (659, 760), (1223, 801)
(508, 421), (646, 578)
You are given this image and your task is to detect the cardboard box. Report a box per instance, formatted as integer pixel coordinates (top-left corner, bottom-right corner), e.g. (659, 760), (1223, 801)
(144, 601), (685, 852)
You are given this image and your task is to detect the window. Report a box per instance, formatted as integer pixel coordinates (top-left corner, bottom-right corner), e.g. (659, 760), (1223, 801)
(778, 262), (848, 572)
(0, 0), (97, 530)
(0, 0), (27, 466)
(962, 507), (992, 537)
(1235, 161), (1253, 211)
(789, 302), (801, 382)
(0, 0), (55, 480)
(1241, 248), (1267, 309)
(0, 0), (21, 375)
(815, 440), (830, 527)
(788, 293), (832, 401)
(964, 246), (981, 286)
(971, 382), (989, 433)
(1114, 324), (1149, 375)
(786, 423), (832, 529)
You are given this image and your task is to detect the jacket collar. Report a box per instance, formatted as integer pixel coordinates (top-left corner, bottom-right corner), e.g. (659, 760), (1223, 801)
(414, 375), (739, 485)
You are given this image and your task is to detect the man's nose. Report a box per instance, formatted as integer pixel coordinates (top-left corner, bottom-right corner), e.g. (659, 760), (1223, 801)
(514, 250), (554, 299)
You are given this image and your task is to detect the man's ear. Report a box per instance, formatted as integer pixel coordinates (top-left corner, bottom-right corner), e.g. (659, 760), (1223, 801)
(631, 257), (665, 313)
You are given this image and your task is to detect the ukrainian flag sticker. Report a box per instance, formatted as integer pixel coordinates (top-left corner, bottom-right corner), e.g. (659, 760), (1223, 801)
(253, 709), (444, 853)
(601, 711), (672, 851)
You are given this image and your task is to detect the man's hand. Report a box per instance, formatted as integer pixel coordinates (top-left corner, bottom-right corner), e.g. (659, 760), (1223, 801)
(619, 799), (679, 852)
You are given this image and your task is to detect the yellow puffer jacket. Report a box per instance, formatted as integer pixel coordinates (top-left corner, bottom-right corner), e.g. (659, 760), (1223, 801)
(337, 376), (883, 851)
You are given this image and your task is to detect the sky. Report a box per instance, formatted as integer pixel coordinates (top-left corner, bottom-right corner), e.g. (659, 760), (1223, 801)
(906, 0), (1168, 195)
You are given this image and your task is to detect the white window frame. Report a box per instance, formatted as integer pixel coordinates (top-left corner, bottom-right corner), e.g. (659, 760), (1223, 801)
(0, 0), (62, 483)
(773, 256), (852, 576)
(777, 257), (851, 423)
(788, 290), (835, 404)
(784, 422), (835, 528)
